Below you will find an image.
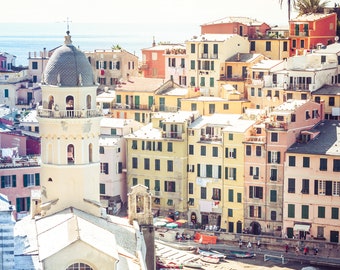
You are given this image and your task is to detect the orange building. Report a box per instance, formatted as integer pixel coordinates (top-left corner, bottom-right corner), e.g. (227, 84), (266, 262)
(200, 16), (270, 38)
(289, 13), (337, 56)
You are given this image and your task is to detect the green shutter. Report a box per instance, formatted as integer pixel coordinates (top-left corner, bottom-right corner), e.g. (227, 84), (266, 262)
(26, 197), (30, 212)
(12, 175), (16, 187)
(218, 166), (221, 179)
(197, 164), (200, 177)
(23, 174), (27, 187)
(1, 176), (4, 188)
(225, 148), (228, 158)
(277, 152), (281, 163)
(16, 198), (21, 212)
(225, 167), (228, 180)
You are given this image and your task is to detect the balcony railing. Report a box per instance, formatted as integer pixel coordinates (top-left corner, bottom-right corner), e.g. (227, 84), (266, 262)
(200, 134), (222, 142)
(37, 108), (102, 118)
(162, 131), (183, 139)
(244, 136), (266, 143)
(266, 122), (288, 130)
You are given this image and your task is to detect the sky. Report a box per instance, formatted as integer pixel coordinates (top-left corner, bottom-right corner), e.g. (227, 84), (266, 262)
(3, 0), (337, 26)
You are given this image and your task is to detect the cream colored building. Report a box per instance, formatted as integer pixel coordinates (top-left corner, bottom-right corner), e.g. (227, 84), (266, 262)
(186, 34), (249, 97)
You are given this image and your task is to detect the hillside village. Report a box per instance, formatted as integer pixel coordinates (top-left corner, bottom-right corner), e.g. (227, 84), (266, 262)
(1, 9), (340, 269)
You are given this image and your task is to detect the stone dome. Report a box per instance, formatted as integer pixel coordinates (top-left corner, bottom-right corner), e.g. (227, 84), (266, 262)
(43, 33), (95, 87)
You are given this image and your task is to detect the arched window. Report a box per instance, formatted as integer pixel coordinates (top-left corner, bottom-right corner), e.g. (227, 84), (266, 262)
(66, 95), (74, 117)
(48, 95), (54, 110)
(86, 95), (91, 110)
(67, 144), (75, 164)
(66, 262), (93, 270)
(88, 143), (93, 163)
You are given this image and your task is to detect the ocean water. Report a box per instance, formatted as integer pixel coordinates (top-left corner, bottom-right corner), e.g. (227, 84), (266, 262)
(0, 22), (200, 66)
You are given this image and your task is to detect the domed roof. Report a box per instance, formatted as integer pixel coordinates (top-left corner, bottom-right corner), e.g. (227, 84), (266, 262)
(43, 32), (95, 87)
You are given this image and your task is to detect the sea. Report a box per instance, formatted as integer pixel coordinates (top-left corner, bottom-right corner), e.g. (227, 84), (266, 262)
(0, 22), (200, 66)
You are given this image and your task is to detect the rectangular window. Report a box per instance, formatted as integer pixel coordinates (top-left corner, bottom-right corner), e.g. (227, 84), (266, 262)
(32, 61), (38, 69)
(229, 133), (233, 140)
(225, 147), (236, 158)
(237, 192), (242, 203)
(212, 188), (221, 200)
(332, 207), (339, 219)
(144, 179), (150, 189)
(288, 178), (295, 193)
(250, 41), (255, 51)
(155, 159), (160, 171)
(23, 173), (39, 187)
(266, 41), (271, 51)
(167, 142), (173, 152)
(246, 145), (251, 156)
(132, 178), (138, 186)
(333, 181), (340, 196)
(201, 145), (206, 156)
(270, 190), (277, 202)
(268, 151), (280, 164)
(228, 208), (233, 217)
(320, 158), (327, 171)
(302, 179), (309, 194)
(225, 167), (237, 180)
(318, 206), (325, 218)
(100, 183), (105, 194)
(329, 97), (335, 106)
(99, 146), (104, 154)
(283, 41), (288, 51)
(16, 197), (30, 212)
(144, 158), (150, 170)
(301, 205), (309, 219)
(212, 147), (218, 157)
(209, 104), (215, 114)
(271, 132), (278, 142)
(223, 103), (229, 110)
(201, 187), (207, 199)
(100, 163), (109, 174)
(132, 157), (138, 169)
(117, 162), (123, 173)
(191, 103), (197, 111)
(249, 186), (263, 199)
(289, 156), (296, 166)
(165, 181), (176, 192)
(189, 183), (193, 194)
(190, 44), (195, 53)
(270, 168), (277, 181)
(288, 204), (295, 218)
(303, 157), (310, 167)
(189, 145), (194, 155)
(132, 140), (137, 149)
(167, 160), (173, 172)
(228, 189), (234, 202)
(255, 146), (261, 157)
(333, 159), (340, 172)
(190, 60), (195, 70)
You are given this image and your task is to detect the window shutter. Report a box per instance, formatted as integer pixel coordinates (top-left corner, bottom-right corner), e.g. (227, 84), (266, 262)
(26, 197), (30, 212)
(249, 187), (253, 198)
(23, 174), (27, 187)
(225, 148), (228, 158)
(35, 173), (40, 186)
(250, 166), (253, 176)
(225, 167), (228, 179)
(12, 175), (16, 187)
(326, 181), (332, 196)
(268, 151), (271, 163)
(314, 180), (318, 195)
(233, 168), (236, 180)
(277, 152), (281, 163)
(218, 166), (221, 179)
(259, 187), (263, 199)
(233, 149), (237, 158)
(197, 164), (200, 177)
(1, 176), (4, 188)
(16, 198), (21, 212)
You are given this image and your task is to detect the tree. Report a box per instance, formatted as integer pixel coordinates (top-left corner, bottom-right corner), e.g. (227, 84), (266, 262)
(112, 44), (122, 50)
(294, 0), (330, 16)
(279, 0), (296, 21)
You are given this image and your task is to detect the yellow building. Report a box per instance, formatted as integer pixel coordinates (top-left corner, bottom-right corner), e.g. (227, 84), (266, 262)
(219, 53), (266, 97)
(187, 113), (254, 231)
(186, 34), (249, 97)
(312, 84), (340, 120)
(125, 111), (200, 219)
(181, 94), (251, 116)
(112, 77), (200, 123)
(250, 38), (290, 60)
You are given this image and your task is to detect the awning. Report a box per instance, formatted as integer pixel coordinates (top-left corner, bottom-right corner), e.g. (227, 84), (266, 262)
(294, 224), (310, 231)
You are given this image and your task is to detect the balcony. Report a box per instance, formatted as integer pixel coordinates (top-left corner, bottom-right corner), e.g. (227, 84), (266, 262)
(113, 103), (152, 111)
(37, 108), (102, 119)
(200, 134), (222, 142)
(266, 121), (288, 131)
(162, 131), (183, 140)
(244, 136), (266, 144)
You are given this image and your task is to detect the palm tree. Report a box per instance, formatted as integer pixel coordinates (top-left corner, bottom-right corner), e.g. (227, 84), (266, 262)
(294, 0), (330, 16)
(279, 0), (296, 21)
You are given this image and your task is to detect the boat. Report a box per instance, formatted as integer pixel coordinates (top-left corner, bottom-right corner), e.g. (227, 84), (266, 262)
(229, 250), (256, 258)
(156, 257), (182, 269)
(197, 248), (225, 259)
(200, 255), (220, 264)
(182, 261), (203, 269)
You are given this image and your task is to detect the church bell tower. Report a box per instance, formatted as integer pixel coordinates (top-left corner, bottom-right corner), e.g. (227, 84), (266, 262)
(36, 31), (102, 217)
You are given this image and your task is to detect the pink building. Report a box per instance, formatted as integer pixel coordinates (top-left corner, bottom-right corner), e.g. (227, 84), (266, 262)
(284, 120), (340, 242)
(244, 100), (323, 235)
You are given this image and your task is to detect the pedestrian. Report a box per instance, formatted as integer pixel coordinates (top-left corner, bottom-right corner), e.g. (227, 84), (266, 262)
(303, 246), (309, 255)
(238, 239), (243, 249)
(314, 247), (319, 255)
(257, 240), (261, 251)
(285, 244), (289, 253)
(295, 246), (300, 255)
(247, 241), (252, 249)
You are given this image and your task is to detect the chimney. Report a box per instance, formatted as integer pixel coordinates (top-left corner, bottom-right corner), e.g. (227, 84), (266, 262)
(152, 36), (156, 47)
